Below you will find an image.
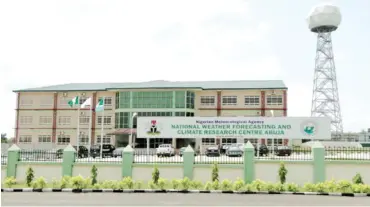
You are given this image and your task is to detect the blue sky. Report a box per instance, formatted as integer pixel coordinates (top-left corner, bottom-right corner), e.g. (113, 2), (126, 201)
(0, 0), (369, 137)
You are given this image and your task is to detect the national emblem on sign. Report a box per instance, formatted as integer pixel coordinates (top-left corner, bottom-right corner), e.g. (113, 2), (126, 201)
(303, 123), (316, 136)
(147, 120), (161, 135)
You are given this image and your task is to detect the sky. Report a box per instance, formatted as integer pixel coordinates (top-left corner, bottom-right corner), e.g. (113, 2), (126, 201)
(0, 0), (369, 137)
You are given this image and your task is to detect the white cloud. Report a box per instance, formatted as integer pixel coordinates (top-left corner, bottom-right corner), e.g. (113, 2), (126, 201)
(0, 0), (282, 136)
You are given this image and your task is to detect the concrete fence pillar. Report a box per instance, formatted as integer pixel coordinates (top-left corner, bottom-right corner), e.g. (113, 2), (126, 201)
(243, 141), (255, 183)
(62, 144), (76, 177)
(122, 145), (134, 178)
(312, 141), (326, 183)
(6, 144), (21, 178)
(183, 145), (195, 179)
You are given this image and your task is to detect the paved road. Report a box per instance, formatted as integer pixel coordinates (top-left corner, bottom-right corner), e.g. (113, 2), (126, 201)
(1, 193), (369, 206)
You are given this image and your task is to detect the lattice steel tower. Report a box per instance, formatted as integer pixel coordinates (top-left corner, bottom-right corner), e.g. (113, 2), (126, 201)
(307, 4), (343, 140)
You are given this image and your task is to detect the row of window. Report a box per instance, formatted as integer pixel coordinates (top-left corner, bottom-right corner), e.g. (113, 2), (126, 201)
(200, 95), (283, 106)
(202, 138), (284, 146)
(19, 116), (113, 125)
(20, 97), (113, 107)
(19, 135), (112, 145)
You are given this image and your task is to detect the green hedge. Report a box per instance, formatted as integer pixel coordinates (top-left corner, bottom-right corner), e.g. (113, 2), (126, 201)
(3, 176), (370, 193)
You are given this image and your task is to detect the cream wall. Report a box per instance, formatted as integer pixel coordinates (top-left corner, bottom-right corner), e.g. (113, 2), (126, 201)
(18, 92), (55, 110)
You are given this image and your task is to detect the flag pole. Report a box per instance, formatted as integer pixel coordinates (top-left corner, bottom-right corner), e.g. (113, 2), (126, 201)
(100, 97), (105, 159)
(76, 103), (80, 156)
(87, 98), (93, 157)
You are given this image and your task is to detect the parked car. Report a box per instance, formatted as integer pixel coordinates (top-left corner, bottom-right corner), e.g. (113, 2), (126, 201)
(113, 147), (125, 158)
(205, 146), (220, 157)
(274, 146), (292, 156)
(254, 144), (269, 156)
(225, 145), (243, 157)
(179, 147), (197, 157)
(56, 146), (89, 159)
(220, 144), (232, 154)
(156, 144), (175, 157)
(90, 144), (116, 158)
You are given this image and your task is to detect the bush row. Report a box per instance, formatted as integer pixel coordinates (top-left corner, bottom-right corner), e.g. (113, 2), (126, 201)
(3, 163), (369, 194)
(4, 175), (370, 193)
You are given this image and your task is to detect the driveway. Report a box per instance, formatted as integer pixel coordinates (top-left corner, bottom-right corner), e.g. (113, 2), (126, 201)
(2, 193), (369, 206)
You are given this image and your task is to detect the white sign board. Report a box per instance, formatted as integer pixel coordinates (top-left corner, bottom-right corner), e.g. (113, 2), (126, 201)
(137, 117), (331, 139)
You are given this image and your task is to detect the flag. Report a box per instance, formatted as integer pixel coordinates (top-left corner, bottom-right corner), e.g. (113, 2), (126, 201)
(95, 98), (104, 112)
(68, 96), (79, 107)
(81, 97), (92, 108)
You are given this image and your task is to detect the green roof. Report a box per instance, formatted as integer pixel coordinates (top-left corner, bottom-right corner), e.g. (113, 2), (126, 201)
(13, 80), (287, 92)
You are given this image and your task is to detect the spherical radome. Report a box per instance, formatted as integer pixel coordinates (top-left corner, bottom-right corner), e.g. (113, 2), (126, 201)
(307, 4), (342, 32)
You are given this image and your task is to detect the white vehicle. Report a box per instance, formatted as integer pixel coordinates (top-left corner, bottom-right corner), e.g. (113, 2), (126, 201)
(156, 144), (175, 157)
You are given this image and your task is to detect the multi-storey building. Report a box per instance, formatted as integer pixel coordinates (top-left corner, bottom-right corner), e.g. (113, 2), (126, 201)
(13, 80), (288, 149)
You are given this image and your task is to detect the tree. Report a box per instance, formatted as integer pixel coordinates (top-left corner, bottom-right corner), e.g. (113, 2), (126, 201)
(1, 133), (7, 143)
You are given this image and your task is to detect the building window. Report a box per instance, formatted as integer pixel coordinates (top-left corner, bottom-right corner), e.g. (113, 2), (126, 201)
(40, 97), (53, 106)
(175, 91), (185, 108)
(98, 97), (112, 106)
(267, 139), (283, 146)
(20, 98), (33, 106)
(244, 96), (260, 106)
(115, 112), (130, 128)
(20, 116), (33, 125)
(244, 139), (258, 145)
(221, 138), (237, 144)
(186, 112), (194, 117)
(137, 112), (172, 117)
(222, 96), (237, 105)
(98, 116), (112, 125)
(116, 92), (130, 109)
(79, 116), (90, 125)
(200, 96), (215, 106)
(58, 116), (71, 125)
(19, 135), (32, 143)
(175, 112), (185, 116)
(132, 91), (173, 108)
(79, 134), (89, 145)
(57, 135), (70, 145)
(38, 135), (51, 143)
(186, 91), (195, 109)
(39, 116), (52, 125)
(266, 95), (283, 106)
(96, 135), (111, 144)
(202, 138), (215, 145)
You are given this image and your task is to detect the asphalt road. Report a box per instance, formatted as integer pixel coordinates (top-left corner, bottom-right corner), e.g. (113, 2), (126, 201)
(2, 193), (370, 206)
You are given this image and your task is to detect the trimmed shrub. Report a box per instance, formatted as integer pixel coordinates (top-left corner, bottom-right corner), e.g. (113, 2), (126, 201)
(278, 162), (288, 184)
(211, 163), (219, 182)
(4, 176), (17, 188)
(171, 179), (180, 190)
(152, 166), (160, 185)
(232, 178), (244, 191)
(32, 177), (47, 189)
(91, 165), (98, 185)
(26, 166), (34, 187)
(352, 173), (364, 184)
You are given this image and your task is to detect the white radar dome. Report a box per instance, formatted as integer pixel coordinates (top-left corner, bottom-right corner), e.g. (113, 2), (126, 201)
(307, 4), (342, 33)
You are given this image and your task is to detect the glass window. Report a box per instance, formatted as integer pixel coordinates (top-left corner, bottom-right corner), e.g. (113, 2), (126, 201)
(222, 96), (237, 105)
(186, 91), (195, 109)
(19, 135), (32, 143)
(79, 134), (89, 145)
(97, 116), (112, 125)
(200, 96), (215, 105)
(266, 95), (283, 106)
(39, 116), (52, 125)
(20, 116), (33, 125)
(186, 112), (194, 117)
(98, 97), (113, 106)
(96, 135), (111, 144)
(115, 112), (130, 128)
(175, 91), (186, 108)
(244, 96), (260, 106)
(266, 139), (283, 146)
(38, 135), (51, 143)
(175, 112), (185, 116)
(132, 91), (173, 108)
(58, 116), (71, 125)
(57, 135), (70, 145)
(221, 138), (237, 144)
(202, 138), (215, 145)
(116, 92), (131, 109)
